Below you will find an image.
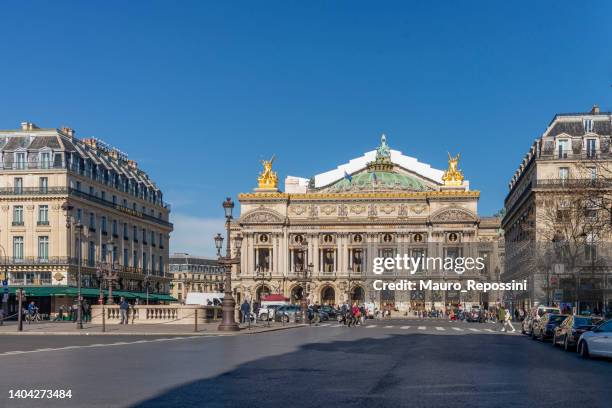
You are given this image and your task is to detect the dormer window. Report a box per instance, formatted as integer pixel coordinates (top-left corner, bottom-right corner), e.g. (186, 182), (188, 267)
(14, 151), (26, 169)
(557, 140), (569, 159)
(586, 139), (596, 159)
(584, 119), (594, 133)
(39, 151), (51, 169)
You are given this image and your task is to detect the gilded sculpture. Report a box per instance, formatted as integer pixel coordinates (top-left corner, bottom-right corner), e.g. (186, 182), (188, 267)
(442, 152), (464, 186)
(257, 155), (279, 189)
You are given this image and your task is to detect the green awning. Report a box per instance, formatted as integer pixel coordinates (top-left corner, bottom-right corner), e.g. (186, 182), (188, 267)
(7, 287), (176, 302)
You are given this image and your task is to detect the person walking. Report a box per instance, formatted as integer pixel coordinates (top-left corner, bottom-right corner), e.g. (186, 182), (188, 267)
(240, 299), (250, 324)
(119, 297), (129, 325)
(502, 307), (516, 332)
(498, 306), (506, 331)
(82, 299), (90, 323)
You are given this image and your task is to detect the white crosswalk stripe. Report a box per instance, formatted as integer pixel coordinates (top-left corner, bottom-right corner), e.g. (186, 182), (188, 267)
(384, 325), (394, 329)
(435, 327), (445, 331)
(452, 327), (464, 332)
(468, 328), (480, 332)
(418, 326), (426, 330)
(400, 326), (411, 330)
(485, 329), (494, 332)
(366, 325), (377, 329)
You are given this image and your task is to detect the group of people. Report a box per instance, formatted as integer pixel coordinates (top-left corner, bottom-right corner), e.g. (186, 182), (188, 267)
(52, 299), (92, 322)
(338, 302), (367, 327)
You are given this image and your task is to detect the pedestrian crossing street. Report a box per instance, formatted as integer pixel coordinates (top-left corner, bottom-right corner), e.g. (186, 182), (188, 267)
(311, 322), (519, 335)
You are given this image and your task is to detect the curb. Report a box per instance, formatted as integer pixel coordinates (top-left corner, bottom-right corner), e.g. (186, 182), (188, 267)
(0, 324), (305, 337)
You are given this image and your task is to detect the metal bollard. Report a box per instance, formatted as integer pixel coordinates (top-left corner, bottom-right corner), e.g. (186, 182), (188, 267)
(194, 309), (198, 332)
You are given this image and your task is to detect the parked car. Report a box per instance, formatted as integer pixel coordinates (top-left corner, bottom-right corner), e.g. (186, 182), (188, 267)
(275, 305), (304, 323)
(467, 306), (484, 323)
(532, 313), (567, 341)
(553, 315), (602, 351)
(523, 306), (561, 335)
(258, 304), (283, 321)
(320, 305), (338, 318)
(577, 320), (612, 358)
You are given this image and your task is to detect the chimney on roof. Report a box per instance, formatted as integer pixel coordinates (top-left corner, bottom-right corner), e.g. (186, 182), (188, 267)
(127, 160), (138, 169)
(61, 127), (75, 139)
(20, 122), (39, 131)
(591, 105), (600, 114)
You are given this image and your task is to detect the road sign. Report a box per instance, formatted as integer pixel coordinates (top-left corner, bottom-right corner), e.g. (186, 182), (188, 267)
(2, 280), (7, 294)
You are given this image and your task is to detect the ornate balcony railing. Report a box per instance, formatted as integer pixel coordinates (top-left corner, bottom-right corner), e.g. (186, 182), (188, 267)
(535, 178), (612, 189)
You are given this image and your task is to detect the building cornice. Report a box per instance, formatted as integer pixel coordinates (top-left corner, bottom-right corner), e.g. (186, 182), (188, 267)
(238, 190), (480, 201)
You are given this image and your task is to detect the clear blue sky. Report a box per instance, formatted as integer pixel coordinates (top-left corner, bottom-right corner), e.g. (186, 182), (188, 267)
(1, 1), (611, 255)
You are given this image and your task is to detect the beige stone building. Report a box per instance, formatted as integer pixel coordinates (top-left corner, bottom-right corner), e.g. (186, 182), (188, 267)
(502, 105), (612, 314)
(0, 122), (173, 316)
(169, 253), (224, 303)
(231, 135), (503, 312)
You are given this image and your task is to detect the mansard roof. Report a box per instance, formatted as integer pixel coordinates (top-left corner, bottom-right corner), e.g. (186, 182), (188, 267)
(0, 123), (161, 192)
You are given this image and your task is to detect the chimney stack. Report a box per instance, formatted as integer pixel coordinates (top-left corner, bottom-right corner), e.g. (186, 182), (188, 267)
(20, 122), (39, 131)
(61, 127), (75, 139)
(591, 105), (600, 114)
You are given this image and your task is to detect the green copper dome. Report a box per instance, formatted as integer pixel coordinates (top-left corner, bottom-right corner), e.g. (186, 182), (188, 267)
(329, 171), (429, 192)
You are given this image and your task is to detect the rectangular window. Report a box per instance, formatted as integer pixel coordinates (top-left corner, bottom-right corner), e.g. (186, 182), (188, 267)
(101, 191), (106, 201)
(89, 186), (94, 196)
(112, 195), (117, 205)
(88, 241), (96, 266)
(89, 213), (96, 231)
(588, 167), (597, 181)
(15, 152), (26, 169)
(584, 119), (594, 133)
(133, 250), (138, 269)
(101, 244), (107, 263)
(13, 236), (24, 260)
(13, 206), (24, 225)
(112, 246), (118, 264)
(40, 152), (51, 169)
(14, 177), (23, 194)
(112, 220), (117, 236)
(586, 138), (596, 158)
(38, 205), (49, 224)
(151, 231), (155, 245)
(159, 256), (164, 275)
(151, 255), (156, 275)
(76, 181), (81, 191)
(123, 248), (129, 268)
(559, 167), (569, 181)
(558, 140), (569, 159)
(133, 226), (138, 241)
(101, 216), (107, 233)
(38, 236), (49, 261)
(124, 223), (129, 239)
(142, 228), (147, 243)
(143, 252), (148, 272)
(39, 177), (48, 193)
(77, 208), (82, 223)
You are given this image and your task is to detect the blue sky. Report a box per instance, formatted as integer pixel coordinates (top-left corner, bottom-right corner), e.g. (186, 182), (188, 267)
(1, 1), (611, 256)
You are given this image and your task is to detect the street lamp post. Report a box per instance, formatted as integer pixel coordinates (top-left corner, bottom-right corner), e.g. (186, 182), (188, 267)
(214, 197), (243, 332)
(65, 209), (84, 330)
(297, 262), (313, 324)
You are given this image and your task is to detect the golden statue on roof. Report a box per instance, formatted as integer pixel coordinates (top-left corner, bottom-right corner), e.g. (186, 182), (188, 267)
(257, 155), (278, 190)
(442, 152), (464, 186)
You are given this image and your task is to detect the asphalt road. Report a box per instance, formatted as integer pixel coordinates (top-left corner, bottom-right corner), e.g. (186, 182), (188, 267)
(0, 319), (611, 408)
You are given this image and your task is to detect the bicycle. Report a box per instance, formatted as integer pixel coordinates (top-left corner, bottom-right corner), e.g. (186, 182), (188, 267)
(26, 310), (42, 324)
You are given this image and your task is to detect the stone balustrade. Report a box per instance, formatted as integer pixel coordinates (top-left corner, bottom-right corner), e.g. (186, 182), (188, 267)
(91, 305), (223, 325)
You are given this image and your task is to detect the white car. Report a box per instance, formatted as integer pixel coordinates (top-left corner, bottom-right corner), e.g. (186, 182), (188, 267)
(577, 320), (612, 358)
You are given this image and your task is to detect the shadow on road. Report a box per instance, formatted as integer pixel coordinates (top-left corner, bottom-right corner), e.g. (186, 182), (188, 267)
(132, 332), (612, 408)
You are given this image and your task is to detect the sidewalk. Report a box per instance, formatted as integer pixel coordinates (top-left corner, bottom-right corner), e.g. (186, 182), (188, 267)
(0, 321), (304, 336)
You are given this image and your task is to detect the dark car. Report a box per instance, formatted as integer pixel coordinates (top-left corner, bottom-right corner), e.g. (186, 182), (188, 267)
(553, 315), (602, 351)
(320, 305), (338, 318)
(532, 313), (568, 341)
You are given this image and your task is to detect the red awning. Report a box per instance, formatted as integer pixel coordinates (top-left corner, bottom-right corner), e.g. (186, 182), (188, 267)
(262, 294), (289, 301)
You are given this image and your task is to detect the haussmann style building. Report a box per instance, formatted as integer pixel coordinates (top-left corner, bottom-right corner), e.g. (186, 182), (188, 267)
(230, 135), (504, 313)
(502, 105), (612, 316)
(0, 122), (174, 317)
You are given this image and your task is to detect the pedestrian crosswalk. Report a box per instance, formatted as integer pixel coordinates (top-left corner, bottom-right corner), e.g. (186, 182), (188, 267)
(314, 322), (519, 335)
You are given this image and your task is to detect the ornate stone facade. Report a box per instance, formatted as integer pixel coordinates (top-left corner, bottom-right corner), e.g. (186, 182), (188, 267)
(231, 135), (503, 311)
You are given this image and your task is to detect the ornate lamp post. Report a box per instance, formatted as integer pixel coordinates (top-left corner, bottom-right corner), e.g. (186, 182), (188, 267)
(64, 208), (84, 330)
(214, 197), (243, 331)
(297, 262), (313, 323)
